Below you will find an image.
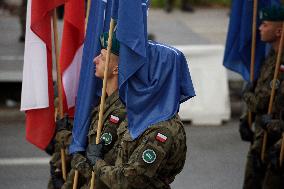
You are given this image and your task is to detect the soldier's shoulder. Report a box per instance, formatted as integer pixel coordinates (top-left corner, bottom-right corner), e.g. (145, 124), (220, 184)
(151, 115), (184, 135)
(141, 120), (182, 148)
(146, 115), (186, 146)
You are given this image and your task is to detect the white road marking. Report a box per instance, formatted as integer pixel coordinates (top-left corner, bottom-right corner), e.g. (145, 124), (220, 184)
(0, 55), (23, 61)
(0, 157), (50, 166)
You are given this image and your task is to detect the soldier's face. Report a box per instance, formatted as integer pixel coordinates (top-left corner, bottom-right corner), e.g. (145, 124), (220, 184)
(93, 49), (119, 79)
(259, 21), (282, 43)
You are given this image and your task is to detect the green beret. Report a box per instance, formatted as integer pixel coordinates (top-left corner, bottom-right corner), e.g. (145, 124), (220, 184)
(100, 32), (120, 56)
(260, 6), (284, 22)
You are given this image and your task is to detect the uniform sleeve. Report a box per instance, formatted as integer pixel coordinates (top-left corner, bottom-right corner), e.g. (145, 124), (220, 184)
(243, 92), (257, 112)
(71, 153), (92, 179)
(266, 120), (284, 145)
(88, 109), (126, 146)
(243, 91), (270, 113)
(95, 128), (173, 189)
(55, 130), (72, 148)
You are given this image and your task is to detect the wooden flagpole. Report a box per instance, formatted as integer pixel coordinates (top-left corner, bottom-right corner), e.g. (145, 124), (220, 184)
(85, 0), (92, 31)
(52, 9), (67, 181)
(248, 0), (258, 131)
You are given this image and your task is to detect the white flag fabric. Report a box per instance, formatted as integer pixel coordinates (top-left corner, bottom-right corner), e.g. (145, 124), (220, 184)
(20, 0), (49, 111)
(62, 45), (83, 108)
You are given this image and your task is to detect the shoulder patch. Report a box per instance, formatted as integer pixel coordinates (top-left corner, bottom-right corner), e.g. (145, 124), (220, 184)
(109, 115), (119, 124)
(155, 133), (167, 143)
(100, 132), (113, 145)
(142, 149), (156, 164)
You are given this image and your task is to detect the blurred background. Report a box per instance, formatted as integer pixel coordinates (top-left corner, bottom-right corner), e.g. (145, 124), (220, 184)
(0, 0), (250, 188)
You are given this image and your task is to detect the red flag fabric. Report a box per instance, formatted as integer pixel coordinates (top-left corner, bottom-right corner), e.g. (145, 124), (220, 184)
(60, 0), (85, 117)
(22, 0), (64, 150)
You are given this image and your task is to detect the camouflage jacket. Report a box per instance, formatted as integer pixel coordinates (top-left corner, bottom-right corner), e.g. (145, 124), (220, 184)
(95, 114), (187, 189)
(62, 90), (127, 189)
(270, 81), (284, 148)
(54, 125), (73, 154)
(50, 119), (74, 173)
(243, 50), (284, 154)
(243, 50), (284, 115)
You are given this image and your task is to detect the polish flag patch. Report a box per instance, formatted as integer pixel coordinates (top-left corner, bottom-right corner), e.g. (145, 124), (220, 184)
(156, 133), (167, 143)
(109, 115), (119, 124)
(280, 64), (284, 72)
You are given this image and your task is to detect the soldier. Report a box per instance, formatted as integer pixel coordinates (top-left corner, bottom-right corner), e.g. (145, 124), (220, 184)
(85, 42), (195, 189)
(61, 31), (127, 189)
(240, 6), (284, 189)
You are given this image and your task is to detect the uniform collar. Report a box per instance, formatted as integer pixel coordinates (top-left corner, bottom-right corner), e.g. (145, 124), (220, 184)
(105, 90), (120, 110)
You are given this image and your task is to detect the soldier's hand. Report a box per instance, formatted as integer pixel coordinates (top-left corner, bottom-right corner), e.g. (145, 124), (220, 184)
(260, 114), (272, 130)
(86, 143), (104, 167)
(44, 138), (55, 156)
(56, 115), (71, 133)
(70, 152), (93, 178)
(239, 116), (254, 142)
(71, 153), (86, 170)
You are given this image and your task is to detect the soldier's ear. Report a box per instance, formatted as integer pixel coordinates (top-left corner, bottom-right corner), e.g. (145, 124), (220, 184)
(276, 27), (283, 37)
(113, 66), (118, 75)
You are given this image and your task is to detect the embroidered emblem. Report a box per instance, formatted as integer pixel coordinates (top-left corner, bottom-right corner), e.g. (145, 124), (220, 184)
(142, 149), (156, 164)
(156, 133), (167, 143)
(100, 132), (112, 145)
(280, 64), (284, 72)
(109, 115), (119, 124)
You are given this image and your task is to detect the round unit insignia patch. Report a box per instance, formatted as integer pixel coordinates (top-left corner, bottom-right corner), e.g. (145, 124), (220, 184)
(100, 133), (112, 145)
(142, 149), (156, 164)
(270, 79), (280, 89)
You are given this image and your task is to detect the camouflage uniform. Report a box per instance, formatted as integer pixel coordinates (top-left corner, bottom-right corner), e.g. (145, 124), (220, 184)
(48, 120), (73, 189)
(62, 90), (126, 189)
(262, 85), (284, 189)
(262, 132), (284, 189)
(94, 114), (187, 189)
(242, 50), (284, 189)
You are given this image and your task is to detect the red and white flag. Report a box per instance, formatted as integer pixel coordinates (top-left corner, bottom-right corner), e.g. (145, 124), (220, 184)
(60, 0), (85, 116)
(20, 0), (63, 150)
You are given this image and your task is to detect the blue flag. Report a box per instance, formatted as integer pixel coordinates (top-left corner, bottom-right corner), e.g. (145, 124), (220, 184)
(69, 0), (112, 154)
(124, 41), (196, 139)
(113, 0), (149, 90)
(223, 0), (281, 81)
